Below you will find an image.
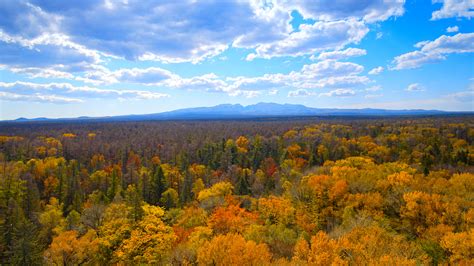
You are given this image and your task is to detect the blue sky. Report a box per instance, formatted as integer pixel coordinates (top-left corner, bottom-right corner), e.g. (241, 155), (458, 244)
(0, 0), (473, 119)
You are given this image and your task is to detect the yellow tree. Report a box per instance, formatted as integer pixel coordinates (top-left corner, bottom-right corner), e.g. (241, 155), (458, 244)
(39, 197), (66, 246)
(197, 181), (233, 210)
(114, 205), (176, 264)
(292, 231), (345, 265)
(257, 196), (295, 226)
(44, 230), (97, 265)
(235, 136), (250, 153)
(293, 226), (426, 265)
(401, 191), (447, 235)
(440, 229), (474, 264)
(95, 202), (133, 263)
(197, 233), (271, 265)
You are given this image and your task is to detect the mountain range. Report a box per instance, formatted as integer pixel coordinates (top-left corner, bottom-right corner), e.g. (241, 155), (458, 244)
(8, 102), (471, 122)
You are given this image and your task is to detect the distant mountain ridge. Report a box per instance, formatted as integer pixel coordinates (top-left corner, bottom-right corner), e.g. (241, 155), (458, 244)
(6, 102), (471, 122)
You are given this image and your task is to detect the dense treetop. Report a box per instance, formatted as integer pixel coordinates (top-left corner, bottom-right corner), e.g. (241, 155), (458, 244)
(0, 116), (473, 264)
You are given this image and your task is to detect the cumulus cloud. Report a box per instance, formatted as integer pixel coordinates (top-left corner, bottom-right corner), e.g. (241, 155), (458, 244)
(406, 83), (425, 92)
(283, 0), (406, 22)
(230, 60), (369, 92)
(79, 66), (248, 96)
(319, 88), (356, 97)
(446, 25), (459, 33)
(392, 51), (445, 70)
(157, 73), (228, 95)
(0, 1), (287, 65)
(392, 33), (474, 69)
(431, 0), (474, 20)
(313, 47), (367, 60)
(246, 19), (369, 60)
(76, 59), (370, 97)
(77, 66), (177, 85)
(227, 60), (370, 93)
(288, 89), (315, 97)
(44, 1), (289, 63)
(228, 90), (262, 98)
(1, 0), (296, 64)
(0, 0), (407, 70)
(1, 65), (74, 79)
(0, 30), (104, 74)
(0, 0), (392, 101)
(301, 60), (364, 76)
(368, 66), (384, 75)
(0, 81), (169, 103)
(0, 91), (82, 103)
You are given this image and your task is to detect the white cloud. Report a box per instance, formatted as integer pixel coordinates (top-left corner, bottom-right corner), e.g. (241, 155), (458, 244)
(319, 88), (356, 97)
(1, 65), (74, 79)
(230, 60), (370, 92)
(406, 83), (425, 92)
(301, 60), (364, 77)
(288, 89), (315, 97)
(392, 51), (446, 70)
(431, 0), (474, 20)
(228, 90), (262, 98)
(1, 1), (292, 64)
(0, 0), (408, 69)
(0, 30), (104, 71)
(77, 67), (231, 99)
(0, 81), (169, 103)
(300, 76), (371, 89)
(78, 66), (177, 85)
(115, 67), (176, 84)
(446, 25), (459, 33)
(419, 33), (474, 53)
(313, 48), (367, 61)
(165, 73), (229, 93)
(283, 0), (406, 23)
(392, 33), (474, 69)
(247, 19), (369, 60)
(76, 59), (370, 98)
(0, 91), (82, 104)
(368, 66), (384, 75)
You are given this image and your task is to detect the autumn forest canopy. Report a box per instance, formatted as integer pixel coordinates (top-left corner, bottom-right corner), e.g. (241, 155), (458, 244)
(0, 116), (473, 265)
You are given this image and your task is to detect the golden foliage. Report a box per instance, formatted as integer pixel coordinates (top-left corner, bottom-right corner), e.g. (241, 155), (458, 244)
(197, 233), (272, 266)
(208, 204), (258, 234)
(258, 196), (295, 225)
(62, 133), (76, 138)
(236, 136), (250, 153)
(44, 230), (98, 265)
(440, 229), (474, 264)
(114, 205), (176, 264)
(197, 181), (234, 202)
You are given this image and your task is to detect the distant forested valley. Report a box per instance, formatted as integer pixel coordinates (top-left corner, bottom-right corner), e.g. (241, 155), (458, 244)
(0, 116), (473, 265)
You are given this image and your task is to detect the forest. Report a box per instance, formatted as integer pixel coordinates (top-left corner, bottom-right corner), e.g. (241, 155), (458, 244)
(0, 116), (472, 265)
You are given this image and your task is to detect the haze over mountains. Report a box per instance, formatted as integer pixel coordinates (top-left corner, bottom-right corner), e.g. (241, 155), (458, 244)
(7, 103), (469, 123)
